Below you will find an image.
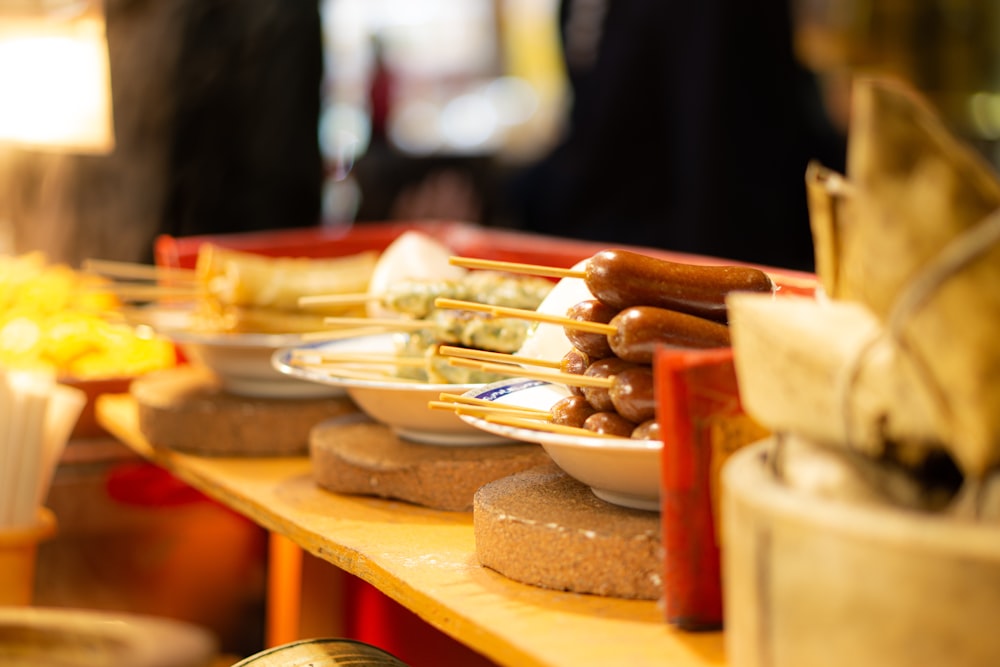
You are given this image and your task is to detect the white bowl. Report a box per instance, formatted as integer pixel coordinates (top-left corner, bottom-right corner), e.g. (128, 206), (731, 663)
(135, 305), (343, 398)
(458, 378), (662, 511)
(272, 334), (508, 446)
(0, 606), (217, 667)
(170, 329), (344, 398)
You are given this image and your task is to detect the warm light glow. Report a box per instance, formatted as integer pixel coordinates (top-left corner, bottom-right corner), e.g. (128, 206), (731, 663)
(0, 10), (114, 153)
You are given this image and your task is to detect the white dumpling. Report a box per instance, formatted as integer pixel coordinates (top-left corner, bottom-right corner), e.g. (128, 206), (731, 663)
(366, 231), (467, 318)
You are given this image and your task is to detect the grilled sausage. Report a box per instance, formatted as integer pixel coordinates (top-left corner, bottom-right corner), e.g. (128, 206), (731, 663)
(585, 249), (773, 322)
(550, 395), (597, 428)
(608, 366), (656, 423)
(564, 299), (617, 359)
(631, 419), (661, 441)
(583, 411), (637, 437)
(581, 357), (638, 412)
(560, 348), (590, 396)
(608, 306), (730, 363)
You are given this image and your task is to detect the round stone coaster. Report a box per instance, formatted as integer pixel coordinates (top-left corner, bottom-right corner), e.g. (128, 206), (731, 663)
(132, 366), (358, 456)
(310, 417), (552, 512)
(474, 463), (663, 600)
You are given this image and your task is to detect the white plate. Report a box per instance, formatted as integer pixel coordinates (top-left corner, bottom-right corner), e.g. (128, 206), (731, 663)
(138, 306), (344, 399)
(458, 378), (662, 511)
(272, 334), (509, 446)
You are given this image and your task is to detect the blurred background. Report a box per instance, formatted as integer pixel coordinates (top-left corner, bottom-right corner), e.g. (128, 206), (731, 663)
(2, 0), (999, 272)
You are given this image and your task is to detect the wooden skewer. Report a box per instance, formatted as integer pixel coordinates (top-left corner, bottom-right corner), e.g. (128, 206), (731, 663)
(322, 316), (434, 330)
(436, 345), (561, 369)
(426, 401), (553, 421)
(94, 284), (200, 301)
(82, 258), (197, 282)
(299, 292), (376, 308)
(448, 256), (583, 280)
(289, 351), (426, 367)
(447, 357), (612, 389)
(482, 413), (620, 439)
(298, 326), (393, 342)
(286, 362), (426, 383)
(434, 298), (613, 335)
(436, 392), (551, 414)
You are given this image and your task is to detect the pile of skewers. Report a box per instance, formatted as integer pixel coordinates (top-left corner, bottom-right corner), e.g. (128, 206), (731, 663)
(294, 248), (778, 441)
(84, 243), (380, 334)
(88, 239), (783, 444)
(422, 249), (776, 439)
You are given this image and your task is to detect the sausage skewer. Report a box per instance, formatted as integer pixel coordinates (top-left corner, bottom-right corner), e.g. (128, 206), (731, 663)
(435, 298), (730, 363)
(436, 345), (562, 369)
(427, 400), (555, 421)
(430, 372), (655, 440)
(449, 249), (774, 322)
(445, 356), (656, 423)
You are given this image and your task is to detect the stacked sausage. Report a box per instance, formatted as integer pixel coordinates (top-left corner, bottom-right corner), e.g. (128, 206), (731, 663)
(545, 249), (773, 439)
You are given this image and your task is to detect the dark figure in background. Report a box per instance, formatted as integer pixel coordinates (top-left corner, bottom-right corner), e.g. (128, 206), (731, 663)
(508, 0), (846, 271)
(161, 0), (325, 241)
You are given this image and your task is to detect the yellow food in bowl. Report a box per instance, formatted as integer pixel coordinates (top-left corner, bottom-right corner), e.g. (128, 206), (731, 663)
(0, 252), (176, 379)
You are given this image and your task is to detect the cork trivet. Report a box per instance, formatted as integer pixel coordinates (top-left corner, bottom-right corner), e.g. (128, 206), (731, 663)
(474, 463), (662, 600)
(132, 366), (358, 456)
(310, 418), (552, 512)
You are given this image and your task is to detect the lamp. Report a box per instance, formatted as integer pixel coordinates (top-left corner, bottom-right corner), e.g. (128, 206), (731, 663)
(0, 0), (114, 154)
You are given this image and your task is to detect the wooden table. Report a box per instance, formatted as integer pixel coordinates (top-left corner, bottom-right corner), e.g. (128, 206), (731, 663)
(96, 393), (726, 667)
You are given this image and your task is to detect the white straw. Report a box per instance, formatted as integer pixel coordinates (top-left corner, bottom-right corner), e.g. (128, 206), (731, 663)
(35, 384), (86, 509)
(0, 373), (29, 527)
(0, 369), (83, 529)
(7, 370), (53, 527)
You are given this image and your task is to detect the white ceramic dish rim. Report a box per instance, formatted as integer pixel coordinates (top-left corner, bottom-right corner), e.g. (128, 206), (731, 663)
(270, 333), (484, 395)
(134, 304), (309, 349)
(272, 333), (510, 445)
(138, 306), (344, 398)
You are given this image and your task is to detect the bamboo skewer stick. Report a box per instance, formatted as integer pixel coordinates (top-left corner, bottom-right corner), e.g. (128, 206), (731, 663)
(96, 284), (200, 301)
(299, 292), (376, 308)
(447, 357), (613, 388)
(289, 351), (426, 367)
(426, 400), (553, 421)
(448, 256), (583, 280)
(436, 345), (562, 369)
(447, 253), (805, 293)
(82, 258), (197, 282)
(322, 316), (435, 330)
(434, 298), (614, 334)
(299, 326), (394, 342)
(435, 392), (552, 414)
(482, 413), (620, 438)
(287, 362), (427, 383)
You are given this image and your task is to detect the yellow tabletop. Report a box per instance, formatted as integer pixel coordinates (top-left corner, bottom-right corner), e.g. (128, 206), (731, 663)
(96, 393), (726, 667)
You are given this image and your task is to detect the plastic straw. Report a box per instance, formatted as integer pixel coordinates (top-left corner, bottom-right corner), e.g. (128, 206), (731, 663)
(0, 370), (85, 529)
(6, 371), (52, 527)
(36, 384), (86, 508)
